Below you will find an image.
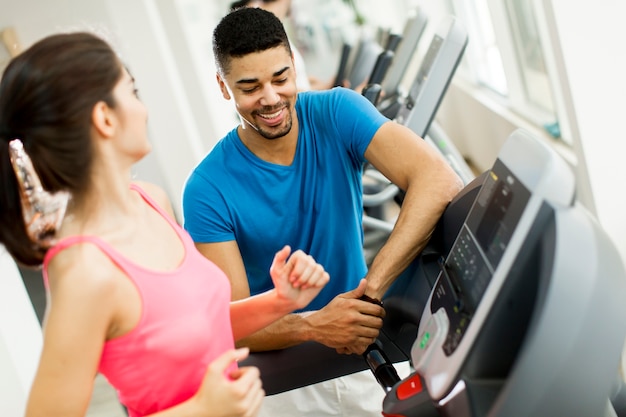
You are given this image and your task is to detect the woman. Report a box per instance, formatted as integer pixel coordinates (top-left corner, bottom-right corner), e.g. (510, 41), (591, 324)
(0, 32), (329, 417)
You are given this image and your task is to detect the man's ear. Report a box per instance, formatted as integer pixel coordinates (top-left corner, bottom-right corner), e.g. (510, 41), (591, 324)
(291, 53), (298, 79)
(91, 101), (115, 138)
(216, 73), (231, 100)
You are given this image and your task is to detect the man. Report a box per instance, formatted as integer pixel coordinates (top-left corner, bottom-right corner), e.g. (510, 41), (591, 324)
(182, 7), (463, 416)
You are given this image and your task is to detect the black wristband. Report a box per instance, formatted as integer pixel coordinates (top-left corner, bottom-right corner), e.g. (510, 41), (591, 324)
(359, 294), (383, 307)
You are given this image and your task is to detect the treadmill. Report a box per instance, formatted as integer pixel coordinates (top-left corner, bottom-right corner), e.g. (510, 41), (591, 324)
(345, 36), (384, 91)
(243, 128), (626, 417)
(380, 8), (428, 104)
(361, 8), (428, 107)
(392, 16), (467, 138)
(383, 128), (626, 416)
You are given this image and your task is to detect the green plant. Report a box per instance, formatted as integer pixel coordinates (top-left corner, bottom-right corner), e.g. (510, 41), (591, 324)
(341, 0), (366, 25)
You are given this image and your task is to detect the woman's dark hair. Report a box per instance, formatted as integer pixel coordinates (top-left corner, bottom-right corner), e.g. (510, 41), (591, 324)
(213, 7), (291, 75)
(0, 32), (123, 267)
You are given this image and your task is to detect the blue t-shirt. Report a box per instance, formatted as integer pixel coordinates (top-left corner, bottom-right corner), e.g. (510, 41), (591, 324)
(182, 87), (388, 311)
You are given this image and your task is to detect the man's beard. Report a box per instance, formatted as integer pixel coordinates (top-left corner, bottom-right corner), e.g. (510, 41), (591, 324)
(248, 103), (293, 140)
(256, 117), (293, 140)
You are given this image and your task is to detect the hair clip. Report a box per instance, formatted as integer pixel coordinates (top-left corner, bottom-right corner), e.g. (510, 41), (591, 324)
(8, 139), (70, 248)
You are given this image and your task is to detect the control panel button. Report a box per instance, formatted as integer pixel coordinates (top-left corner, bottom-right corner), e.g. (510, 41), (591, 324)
(412, 309), (449, 373)
(396, 373), (424, 400)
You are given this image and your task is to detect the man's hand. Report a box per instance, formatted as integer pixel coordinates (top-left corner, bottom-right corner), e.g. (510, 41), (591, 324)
(304, 279), (385, 355)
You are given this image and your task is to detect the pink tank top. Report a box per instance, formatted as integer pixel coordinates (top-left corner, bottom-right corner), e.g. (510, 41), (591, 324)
(43, 185), (234, 416)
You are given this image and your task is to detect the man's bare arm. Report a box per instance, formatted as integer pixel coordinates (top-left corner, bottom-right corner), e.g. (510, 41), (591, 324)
(363, 121), (464, 300)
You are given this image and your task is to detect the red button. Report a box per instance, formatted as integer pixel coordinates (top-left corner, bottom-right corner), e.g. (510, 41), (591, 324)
(396, 373), (424, 400)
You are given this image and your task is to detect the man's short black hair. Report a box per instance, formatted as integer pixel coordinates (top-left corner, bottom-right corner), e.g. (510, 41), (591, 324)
(213, 7), (291, 75)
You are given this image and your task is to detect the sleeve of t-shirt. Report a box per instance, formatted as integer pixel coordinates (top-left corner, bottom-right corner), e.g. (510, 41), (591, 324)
(331, 87), (390, 162)
(182, 168), (235, 244)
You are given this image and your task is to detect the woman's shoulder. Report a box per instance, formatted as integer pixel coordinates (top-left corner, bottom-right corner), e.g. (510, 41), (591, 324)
(43, 242), (124, 357)
(46, 240), (124, 307)
(131, 180), (177, 219)
(131, 180), (169, 204)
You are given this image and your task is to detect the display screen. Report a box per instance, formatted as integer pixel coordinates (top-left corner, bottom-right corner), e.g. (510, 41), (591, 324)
(430, 156), (534, 356)
(448, 160), (531, 311)
(475, 177), (513, 261)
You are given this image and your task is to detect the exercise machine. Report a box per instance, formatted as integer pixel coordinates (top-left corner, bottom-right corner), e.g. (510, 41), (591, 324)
(392, 16), (466, 138)
(243, 128), (626, 417)
(379, 8), (428, 107)
(382, 128), (626, 416)
(345, 35), (383, 90)
(362, 8), (427, 106)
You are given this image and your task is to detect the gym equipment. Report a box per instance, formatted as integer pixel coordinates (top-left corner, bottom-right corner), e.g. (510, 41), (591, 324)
(346, 36), (383, 90)
(361, 10), (428, 109)
(242, 128), (626, 417)
(382, 128), (626, 417)
(393, 16), (467, 139)
(378, 8), (428, 112)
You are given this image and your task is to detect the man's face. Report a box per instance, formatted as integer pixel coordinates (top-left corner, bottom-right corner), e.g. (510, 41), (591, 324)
(218, 45), (298, 140)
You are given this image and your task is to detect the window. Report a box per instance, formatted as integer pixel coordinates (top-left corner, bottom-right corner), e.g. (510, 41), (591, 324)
(451, 0), (561, 140)
(505, 0), (555, 116)
(451, 0), (507, 95)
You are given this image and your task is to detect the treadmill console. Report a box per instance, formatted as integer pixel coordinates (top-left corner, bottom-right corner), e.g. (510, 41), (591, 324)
(410, 129), (576, 400)
(382, 129), (626, 417)
(430, 164), (530, 357)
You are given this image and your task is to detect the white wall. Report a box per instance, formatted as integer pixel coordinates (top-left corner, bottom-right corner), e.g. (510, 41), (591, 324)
(102, 0), (215, 216)
(543, 0), (626, 267)
(170, 0), (239, 143)
(0, 250), (42, 416)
